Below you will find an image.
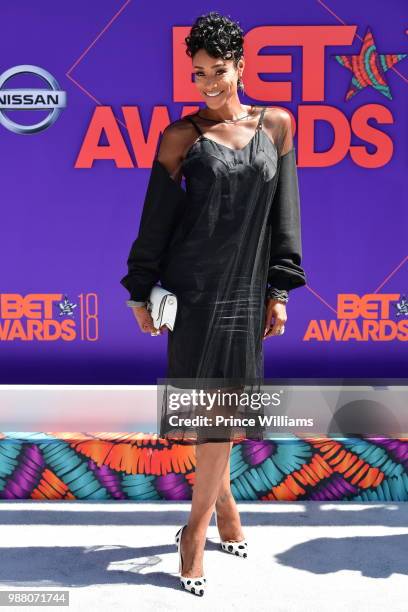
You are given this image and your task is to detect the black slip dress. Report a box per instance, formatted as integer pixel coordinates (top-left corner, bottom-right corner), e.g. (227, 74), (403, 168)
(120, 106), (307, 444)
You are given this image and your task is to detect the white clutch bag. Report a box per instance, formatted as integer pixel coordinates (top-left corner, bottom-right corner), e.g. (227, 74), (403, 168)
(146, 285), (178, 332)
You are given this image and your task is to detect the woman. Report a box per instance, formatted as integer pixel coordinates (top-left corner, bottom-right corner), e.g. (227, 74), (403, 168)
(120, 11), (306, 596)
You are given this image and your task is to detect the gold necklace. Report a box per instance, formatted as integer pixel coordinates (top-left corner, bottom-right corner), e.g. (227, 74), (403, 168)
(197, 105), (255, 124)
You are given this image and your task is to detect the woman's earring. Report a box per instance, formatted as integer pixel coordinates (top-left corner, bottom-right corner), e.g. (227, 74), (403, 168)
(237, 77), (245, 93)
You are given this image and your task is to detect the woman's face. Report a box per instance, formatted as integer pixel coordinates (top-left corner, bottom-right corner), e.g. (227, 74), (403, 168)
(192, 48), (244, 108)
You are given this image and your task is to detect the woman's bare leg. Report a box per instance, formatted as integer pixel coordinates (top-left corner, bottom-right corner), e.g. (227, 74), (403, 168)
(180, 441), (231, 577)
(213, 386), (246, 541)
(215, 442), (245, 541)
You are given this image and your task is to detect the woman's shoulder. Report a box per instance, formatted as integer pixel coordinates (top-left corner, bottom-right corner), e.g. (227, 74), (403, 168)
(156, 116), (199, 181)
(162, 115), (198, 137)
(159, 116), (199, 153)
(261, 106), (292, 129)
(261, 107), (294, 156)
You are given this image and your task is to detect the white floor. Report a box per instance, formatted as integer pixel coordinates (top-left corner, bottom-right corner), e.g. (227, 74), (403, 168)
(0, 501), (407, 612)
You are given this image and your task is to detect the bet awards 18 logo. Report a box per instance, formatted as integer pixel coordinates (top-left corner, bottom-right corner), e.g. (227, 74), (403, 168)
(0, 294), (98, 341)
(304, 293), (408, 342)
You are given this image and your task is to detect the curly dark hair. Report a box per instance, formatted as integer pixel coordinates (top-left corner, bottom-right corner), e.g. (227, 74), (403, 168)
(185, 11), (244, 67)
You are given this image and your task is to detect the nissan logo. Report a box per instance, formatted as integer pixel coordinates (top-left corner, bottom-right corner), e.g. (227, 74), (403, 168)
(0, 65), (67, 134)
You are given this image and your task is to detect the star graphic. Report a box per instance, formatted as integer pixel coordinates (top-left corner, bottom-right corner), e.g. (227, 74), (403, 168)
(334, 27), (407, 101)
(392, 294), (408, 317)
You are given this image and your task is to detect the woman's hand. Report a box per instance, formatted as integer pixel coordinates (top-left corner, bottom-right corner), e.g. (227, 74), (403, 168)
(131, 305), (168, 335)
(263, 299), (287, 339)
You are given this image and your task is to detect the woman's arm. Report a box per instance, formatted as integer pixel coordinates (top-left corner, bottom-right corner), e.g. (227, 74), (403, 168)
(266, 110), (307, 297)
(119, 124), (188, 304)
(263, 110), (306, 338)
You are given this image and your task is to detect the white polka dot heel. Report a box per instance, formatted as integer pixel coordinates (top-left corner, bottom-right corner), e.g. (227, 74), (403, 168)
(174, 525), (206, 596)
(215, 513), (248, 558)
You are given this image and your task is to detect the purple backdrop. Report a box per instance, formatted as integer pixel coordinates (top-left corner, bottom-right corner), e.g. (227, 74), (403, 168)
(1, 0), (407, 383)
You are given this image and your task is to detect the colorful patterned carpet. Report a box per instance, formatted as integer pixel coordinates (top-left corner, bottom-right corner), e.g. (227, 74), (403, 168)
(0, 433), (407, 501)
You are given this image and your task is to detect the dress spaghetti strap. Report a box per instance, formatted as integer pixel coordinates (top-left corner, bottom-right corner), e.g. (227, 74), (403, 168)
(185, 115), (203, 135)
(256, 107), (267, 131)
